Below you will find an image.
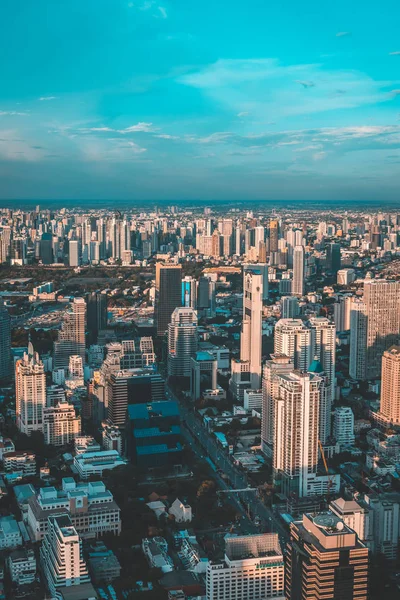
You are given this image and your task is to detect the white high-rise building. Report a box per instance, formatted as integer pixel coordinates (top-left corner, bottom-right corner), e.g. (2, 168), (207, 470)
(333, 295), (353, 332)
(274, 319), (312, 372)
(40, 514), (93, 599)
(168, 307), (198, 377)
(292, 245), (305, 296)
(273, 371), (321, 498)
(68, 355), (84, 379)
(16, 343), (46, 436)
(333, 406), (355, 448)
(43, 402), (81, 446)
(261, 355), (293, 456)
(308, 317), (336, 400)
(349, 299), (367, 380)
(240, 269), (263, 389)
(206, 534), (285, 600)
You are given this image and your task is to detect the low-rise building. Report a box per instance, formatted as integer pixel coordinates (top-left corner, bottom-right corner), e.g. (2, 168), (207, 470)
(169, 498), (192, 523)
(0, 516), (22, 549)
(3, 451), (36, 477)
(87, 541), (121, 583)
(101, 420), (123, 455)
(142, 537), (174, 573)
(7, 548), (36, 585)
(27, 477), (121, 542)
(0, 436), (15, 460)
(74, 449), (127, 479)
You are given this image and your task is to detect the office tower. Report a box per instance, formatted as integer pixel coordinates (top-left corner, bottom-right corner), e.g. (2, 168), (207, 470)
(261, 355), (293, 456)
(333, 406), (355, 448)
(54, 297), (86, 369)
(285, 512), (369, 600)
(43, 402), (81, 446)
(168, 307), (198, 378)
(364, 492), (400, 560)
(326, 242), (341, 273)
(206, 533), (285, 600)
(337, 268), (356, 285)
(197, 276), (216, 317)
(349, 299), (367, 380)
(292, 245), (305, 296)
(330, 498), (372, 549)
(69, 355), (83, 379)
(0, 300), (11, 379)
(15, 343), (46, 436)
(308, 317), (336, 400)
(182, 276), (197, 308)
(39, 232), (53, 264)
(190, 351), (218, 401)
(40, 514), (93, 599)
(86, 291), (107, 345)
(274, 319), (312, 372)
(155, 263), (182, 336)
(364, 280), (400, 378)
(273, 371), (321, 498)
(126, 400), (182, 467)
(307, 359), (332, 444)
(379, 346), (400, 425)
(107, 368), (165, 426)
(68, 239), (80, 267)
(240, 269), (263, 388)
(244, 263), (269, 301)
(269, 219), (279, 253)
(333, 295), (352, 332)
(281, 296), (299, 319)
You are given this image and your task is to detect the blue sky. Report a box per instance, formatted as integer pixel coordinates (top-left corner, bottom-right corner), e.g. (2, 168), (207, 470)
(1, 0), (400, 201)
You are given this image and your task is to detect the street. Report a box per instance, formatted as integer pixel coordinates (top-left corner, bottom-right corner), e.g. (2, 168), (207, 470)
(167, 386), (290, 544)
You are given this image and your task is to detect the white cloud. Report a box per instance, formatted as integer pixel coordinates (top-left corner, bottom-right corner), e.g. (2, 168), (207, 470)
(155, 134), (179, 139)
(39, 96), (57, 101)
(313, 151), (327, 160)
(336, 32), (351, 37)
(158, 6), (167, 18)
(119, 122), (155, 133)
(0, 111), (28, 116)
(389, 51), (400, 56)
(179, 58), (398, 120)
(237, 111), (250, 117)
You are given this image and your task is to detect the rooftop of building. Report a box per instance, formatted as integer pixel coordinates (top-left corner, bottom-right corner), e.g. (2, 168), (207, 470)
(128, 401), (180, 421)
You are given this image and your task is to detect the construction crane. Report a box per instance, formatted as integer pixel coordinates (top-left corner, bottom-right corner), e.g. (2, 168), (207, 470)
(318, 440), (334, 500)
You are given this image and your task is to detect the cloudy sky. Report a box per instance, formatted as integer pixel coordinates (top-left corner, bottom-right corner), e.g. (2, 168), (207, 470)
(1, 0), (400, 201)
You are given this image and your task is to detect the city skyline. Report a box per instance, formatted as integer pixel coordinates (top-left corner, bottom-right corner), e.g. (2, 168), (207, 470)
(1, 1), (400, 201)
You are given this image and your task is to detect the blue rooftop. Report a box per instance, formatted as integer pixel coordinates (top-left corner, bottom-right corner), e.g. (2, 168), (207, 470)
(195, 351), (215, 362)
(134, 425), (181, 438)
(128, 400), (180, 421)
(136, 443), (182, 455)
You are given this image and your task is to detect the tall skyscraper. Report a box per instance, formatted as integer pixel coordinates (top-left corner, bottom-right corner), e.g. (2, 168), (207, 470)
(273, 371), (321, 498)
(364, 280), (400, 378)
(155, 262), (182, 336)
(261, 355), (293, 456)
(182, 276), (197, 308)
(86, 291), (107, 345)
(240, 269), (263, 388)
(379, 346), (400, 425)
(168, 307), (198, 378)
(333, 295), (353, 332)
(54, 297), (87, 369)
(40, 514), (93, 599)
(281, 296), (299, 319)
(269, 219), (279, 253)
(308, 317), (336, 402)
(0, 300), (11, 379)
(326, 242), (341, 273)
(16, 343), (46, 435)
(39, 232), (53, 264)
(274, 319), (312, 372)
(286, 512), (369, 600)
(197, 276), (216, 317)
(292, 245), (305, 296)
(349, 299), (367, 380)
(244, 263), (269, 301)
